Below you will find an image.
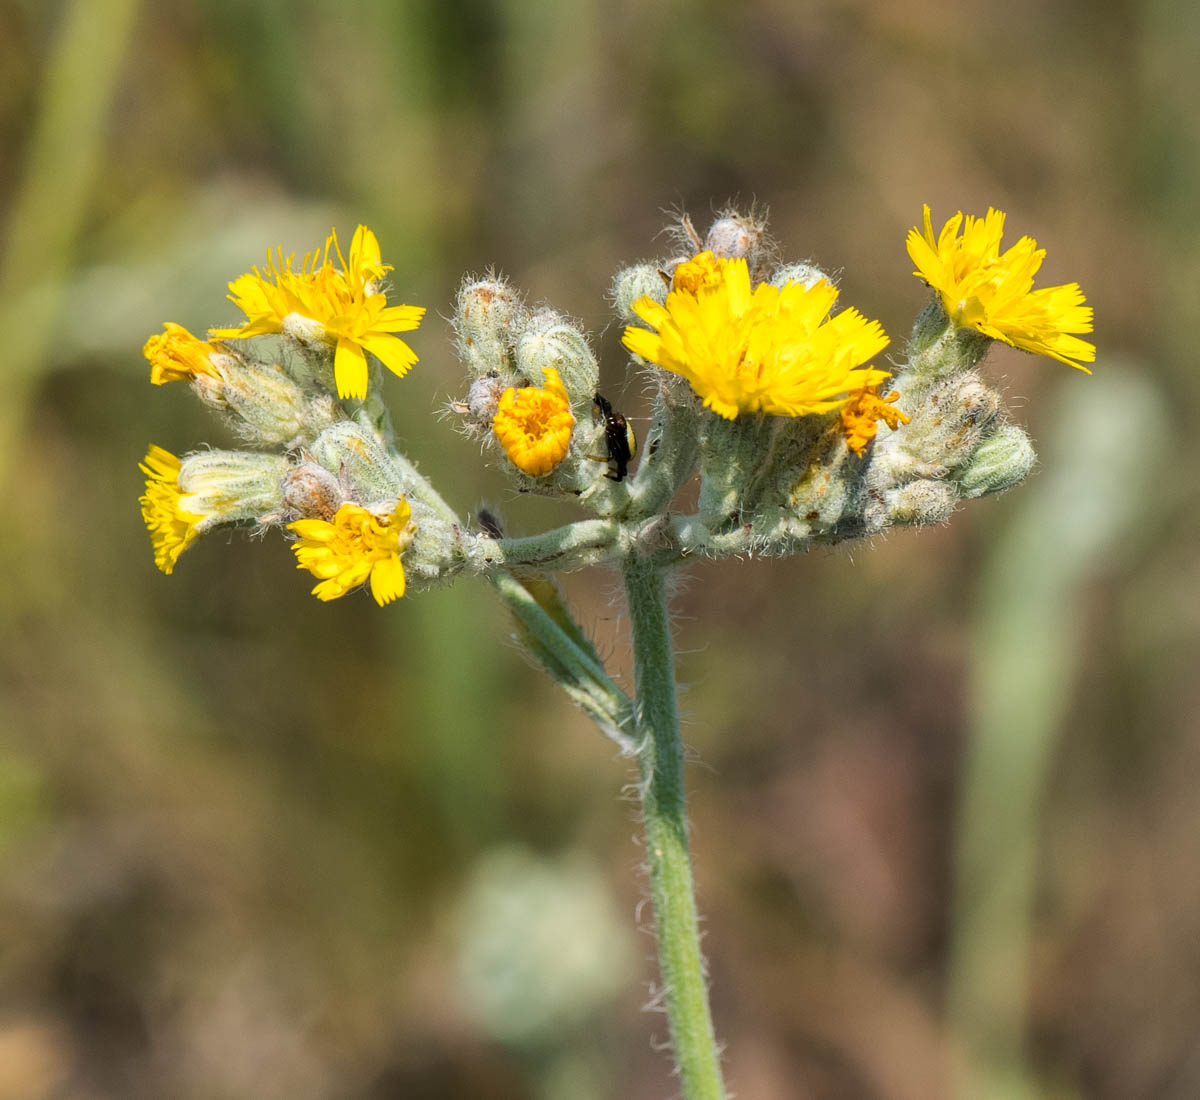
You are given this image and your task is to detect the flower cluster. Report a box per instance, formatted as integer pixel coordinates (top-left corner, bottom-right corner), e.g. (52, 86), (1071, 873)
(135, 199), (1096, 1100)
(139, 225), (429, 604)
(139, 205), (1093, 606)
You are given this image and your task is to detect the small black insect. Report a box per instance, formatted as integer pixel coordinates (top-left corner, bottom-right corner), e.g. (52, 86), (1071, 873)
(477, 506), (504, 539)
(592, 393), (637, 481)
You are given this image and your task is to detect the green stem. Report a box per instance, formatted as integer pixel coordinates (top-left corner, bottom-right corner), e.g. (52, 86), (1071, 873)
(623, 556), (726, 1100)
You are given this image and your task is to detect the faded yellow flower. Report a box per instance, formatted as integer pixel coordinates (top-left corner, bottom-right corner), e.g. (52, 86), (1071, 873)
(210, 225), (425, 400)
(622, 252), (891, 421)
(139, 445), (204, 574)
(491, 367), (576, 476)
(907, 204), (1095, 371)
(288, 500), (415, 606)
(839, 387), (911, 456)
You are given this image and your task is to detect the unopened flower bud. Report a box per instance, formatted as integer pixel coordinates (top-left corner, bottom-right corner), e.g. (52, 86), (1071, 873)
(310, 422), (406, 502)
(188, 356), (236, 411)
(514, 309), (598, 411)
(455, 275), (526, 377)
(885, 479), (958, 526)
(220, 361), (338, 447)
(954, 424), (1036, 498)
(177, 450), (291, 524)
(771, 262), (830, 291)
(705, 213), (766, 263)
(281, 312), (327, 345)
(467, 373), (505, 422)
(610, 263), (667, 325)
(900, 372), (1002, 468)
(282, 459), (347, 521)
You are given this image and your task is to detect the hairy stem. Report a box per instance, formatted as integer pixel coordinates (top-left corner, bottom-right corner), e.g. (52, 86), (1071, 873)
(624, 556), (726, 1100)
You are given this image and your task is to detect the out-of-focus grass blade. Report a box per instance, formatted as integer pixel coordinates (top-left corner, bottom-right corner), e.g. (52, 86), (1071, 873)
(949, 366), (1167, 1100)
(0, 0), (141, 479)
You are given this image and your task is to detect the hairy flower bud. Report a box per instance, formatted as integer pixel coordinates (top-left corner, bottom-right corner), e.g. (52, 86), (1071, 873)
(281, 311), (327, 346)
(220, 361), (340, 447)
(770, 262), (830, 291)
(282, 459), (348, 521)
(705, 212), (766, 264)
(885, 479), (959, 526)
(455, 275), (526, 377)
(900, 371), (1002, 469)
(467, 373), (505, 421)
(514, 309), (598, 412)
(310, 422), (406, 502)
(954, 424), (1037, 498)
(610, 263), (667, 325)
(449, 372), (508, 438)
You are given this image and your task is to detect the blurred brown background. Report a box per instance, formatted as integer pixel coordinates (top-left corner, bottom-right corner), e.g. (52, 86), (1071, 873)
(1, 1), (1195, 1097)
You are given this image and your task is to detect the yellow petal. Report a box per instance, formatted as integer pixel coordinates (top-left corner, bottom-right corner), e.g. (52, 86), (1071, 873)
(360, 332), (418, 379)
(369, 556), (407, 605)
(334, 339), (370, 399)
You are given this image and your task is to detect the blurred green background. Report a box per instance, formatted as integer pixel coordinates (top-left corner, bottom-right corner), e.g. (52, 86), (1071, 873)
(2, 1), (1195, 1097)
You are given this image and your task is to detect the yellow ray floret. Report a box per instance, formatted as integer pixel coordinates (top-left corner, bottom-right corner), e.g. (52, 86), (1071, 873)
(209, 224), (425, 400)
(288, 500), (416, 606)
(839, 386), (911, 456)
(139, 445), (205, 574)
(907, 204), (1095, 371)
(492, 367), (576, 476)
(144, 323), (224, 385)
(622, 252), (891, 420)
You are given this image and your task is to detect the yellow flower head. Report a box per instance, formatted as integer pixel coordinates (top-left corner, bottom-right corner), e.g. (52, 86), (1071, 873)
(491, 367), (576, 476)
(144, 323), (224, 385)
(839, 386), (911, 456)
(907, 204), (1095, 371)
(209, 224), (426, 400)
(288, 499), (415, 606)
(139, 445), (204, 574)
(622, 252), (891, 421)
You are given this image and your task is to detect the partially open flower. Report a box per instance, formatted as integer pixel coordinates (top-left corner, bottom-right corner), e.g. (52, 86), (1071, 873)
(144, 323), (226, 385)
(907, 204), (1095, 371)
(138, 446), (204, 573)
(289, 500), (416, 606)
(139, 446), (291, 573)
(491, 368), (576, 476)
